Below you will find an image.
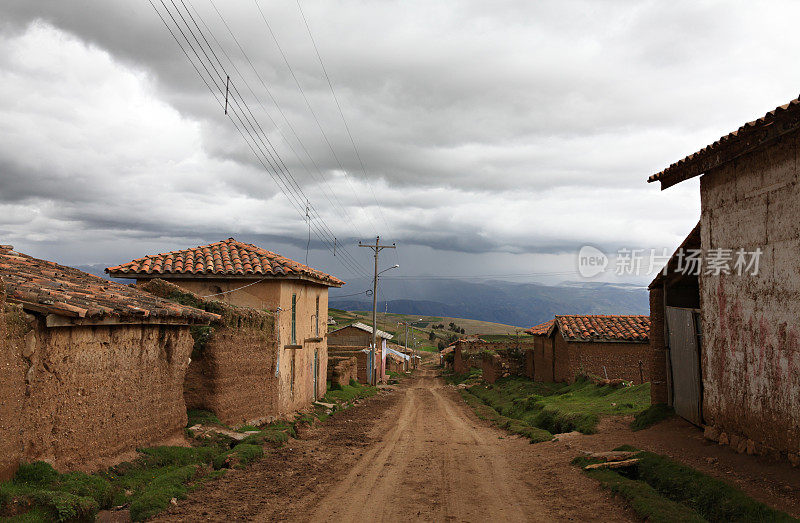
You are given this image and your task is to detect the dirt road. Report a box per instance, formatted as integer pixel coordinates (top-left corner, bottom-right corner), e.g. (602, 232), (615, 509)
(157, 368), (632, 522)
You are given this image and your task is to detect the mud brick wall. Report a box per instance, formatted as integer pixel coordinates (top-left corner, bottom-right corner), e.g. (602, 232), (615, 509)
(22, 323), (193, 472)
(553, 331), (651, 383)
(531, 336), (555, 382)
(327, 355), (357, 387)
(0, 286), (27, 481)
(697, 130), (800, 458)
(481, 353), (500, 384)
(138, 280), (278, 426)
(648, 286), (669, 404)
(329, 347), (370, 384)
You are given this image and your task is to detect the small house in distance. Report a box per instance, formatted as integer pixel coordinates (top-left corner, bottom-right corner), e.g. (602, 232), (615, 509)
(327, 322), (393, 384)
(648, 95), (800, 462)
(527, 315), (651, 383)
(0, 246), (217, 479)
(107, 238), (344, 415)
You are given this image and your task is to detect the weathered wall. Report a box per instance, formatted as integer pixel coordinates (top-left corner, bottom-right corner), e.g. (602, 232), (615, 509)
(554, 332), (650, 383)
(21, 323), (194, 472)
(152, 278), (329, 418)
(0, 286), (27, 480)
(698, 130), (800, 457)
(329, 347), (370, 384)
(327, 355), (357, 387)
(481, 353), (500, 384)
(532, 335), (555, 382)
(648, 286), (669, 404)
(328, 326), (372, 346)
(138, 280), (279, 426)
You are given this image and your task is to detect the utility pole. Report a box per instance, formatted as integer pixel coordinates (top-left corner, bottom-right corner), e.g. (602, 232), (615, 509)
(359, 236), (395, 384)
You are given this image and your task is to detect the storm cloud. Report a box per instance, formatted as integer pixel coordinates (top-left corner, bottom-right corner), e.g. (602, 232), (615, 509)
(1, 1), (799, 283)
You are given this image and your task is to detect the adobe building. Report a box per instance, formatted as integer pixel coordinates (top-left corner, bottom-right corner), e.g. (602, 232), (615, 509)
(648, 96), (800, 461)
(0, 246), (217, 479)
(525, 319), (556, 381)
(327, 322), (393, 384)
(137, 279), (280, 426)
(527, 315), (651, 383)
(107, 238), (344, 416)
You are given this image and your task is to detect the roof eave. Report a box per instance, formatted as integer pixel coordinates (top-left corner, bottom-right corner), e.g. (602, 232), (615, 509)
(107, 271), (343, 287)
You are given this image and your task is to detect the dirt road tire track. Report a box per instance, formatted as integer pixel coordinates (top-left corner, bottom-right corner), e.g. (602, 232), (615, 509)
(156, 369), (634, 522)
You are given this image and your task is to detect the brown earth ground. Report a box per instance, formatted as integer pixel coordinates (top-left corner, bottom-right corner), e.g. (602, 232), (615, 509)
(154, 366), (800, 522)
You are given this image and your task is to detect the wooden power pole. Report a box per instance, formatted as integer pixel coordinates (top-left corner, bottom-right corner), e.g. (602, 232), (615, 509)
(359, 236), (395, 384)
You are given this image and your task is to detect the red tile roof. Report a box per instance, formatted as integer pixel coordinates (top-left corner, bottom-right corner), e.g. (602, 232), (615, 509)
(555, 315), (650, 343)
(649, 96), (800, 189)
(0, 246), (218, 324)
(106, 238), (344, 287)
(526, 319), (555, 336)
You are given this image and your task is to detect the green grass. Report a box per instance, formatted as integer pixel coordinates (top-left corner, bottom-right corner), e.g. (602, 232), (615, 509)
(459, 390), (553, 443)
(442, 367), (482, 386)
(466, 376), (650, 434)
(574, 449), (798, 523)
(631, 403), (674, 431)
(1, 417), (298, 522)
(322, 381), (377, 404)
(479, 334), (536, 342)
(187, 409), (222, 427)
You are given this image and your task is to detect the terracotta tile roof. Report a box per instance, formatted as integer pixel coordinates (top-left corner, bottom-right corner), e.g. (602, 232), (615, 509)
(526, 319), (555, 336)
(0, 246), (218, 325)
(649, 96), (800, 189)
(554, 315), (650, 343)
(106, 238), (344, 287)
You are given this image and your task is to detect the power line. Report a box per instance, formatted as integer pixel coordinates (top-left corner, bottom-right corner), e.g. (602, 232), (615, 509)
(252, 0), (379, 237)
(187, 0), (369, 277)
(197, 0), (367, 244)
(150, 0), (369, 279)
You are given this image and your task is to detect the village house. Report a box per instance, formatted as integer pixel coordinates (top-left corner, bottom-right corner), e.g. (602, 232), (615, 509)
(648, 96), (800, 463)
(327, 322), (393, 384)
(106, 238), (344, 418)
(0, 246), (218, 480)
(526, 315), (651, 383)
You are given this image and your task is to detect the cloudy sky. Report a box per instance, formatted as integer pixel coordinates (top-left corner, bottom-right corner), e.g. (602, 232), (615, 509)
(1, 1), (800, 289)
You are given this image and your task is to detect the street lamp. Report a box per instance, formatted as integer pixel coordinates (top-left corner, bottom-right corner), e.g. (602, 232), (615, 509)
(370, 263), (399, 385)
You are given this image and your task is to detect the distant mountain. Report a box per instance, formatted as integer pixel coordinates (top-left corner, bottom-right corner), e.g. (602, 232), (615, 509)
(329, 278), (648, 328)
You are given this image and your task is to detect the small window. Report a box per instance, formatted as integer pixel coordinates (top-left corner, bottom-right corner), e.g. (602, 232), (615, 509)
(291, 293), (297, 345)
(315, 296), (320, 337)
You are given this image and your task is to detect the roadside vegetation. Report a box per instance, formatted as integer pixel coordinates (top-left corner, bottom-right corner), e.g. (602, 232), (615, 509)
(573, 447), (797, 522)
(630, 403), (674, 431)
(460, 376), (650, 437)
(0, 381), (377, 522)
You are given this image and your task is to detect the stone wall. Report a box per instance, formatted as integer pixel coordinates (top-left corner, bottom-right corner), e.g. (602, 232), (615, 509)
(554, 332), (651, 383)
(327, 355), (357, 388)
(21, 322), (194, 472)
(697, 129), (800, 458)
(0, 284), (27, 480)
(481, 353), (500, 384)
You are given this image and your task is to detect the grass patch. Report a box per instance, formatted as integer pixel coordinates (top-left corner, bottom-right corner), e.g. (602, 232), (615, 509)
(2, 417), (301, 521)
(574, 449), (798, 523)
(322, 381), (377, 404)
(187, 409), (222, 427)
(467, 376), (650, 434)
(459, 390), (553, 443)
(631, 403), (673, 431)
(442, 367), (482, 386)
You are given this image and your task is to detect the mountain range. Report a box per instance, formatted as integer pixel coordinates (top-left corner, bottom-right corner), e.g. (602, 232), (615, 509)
(329, 278), (649, 328)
